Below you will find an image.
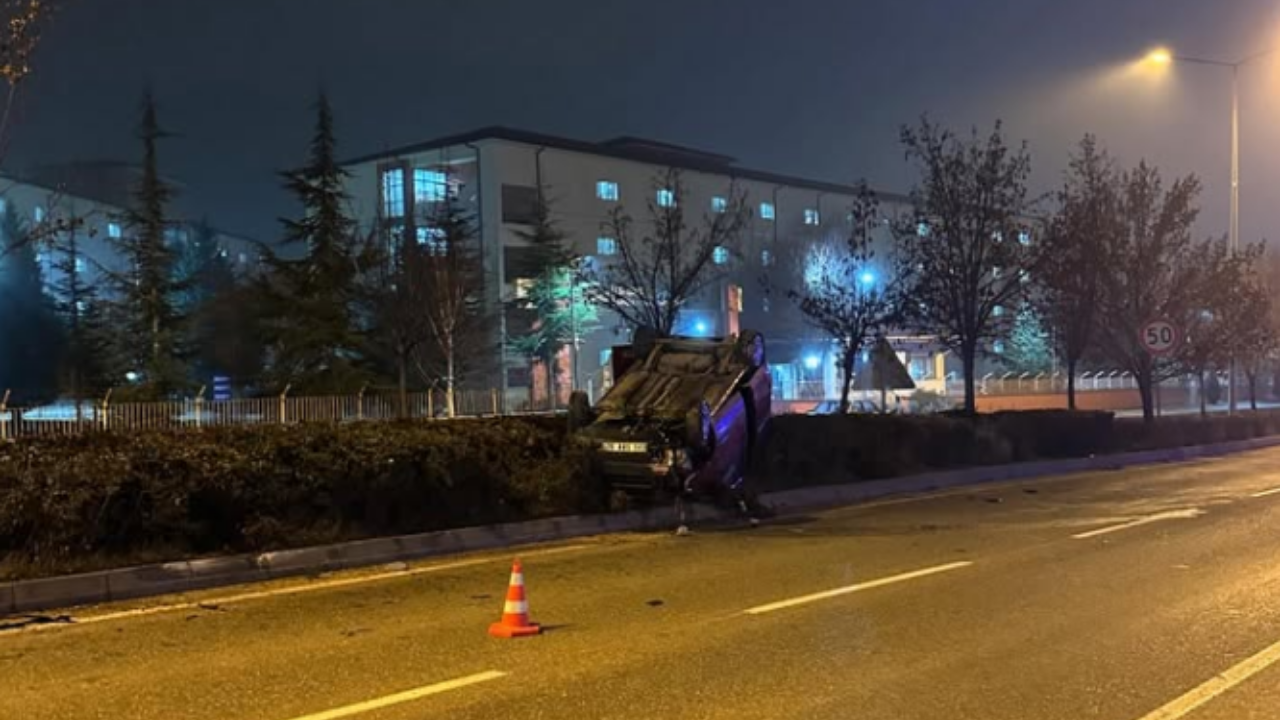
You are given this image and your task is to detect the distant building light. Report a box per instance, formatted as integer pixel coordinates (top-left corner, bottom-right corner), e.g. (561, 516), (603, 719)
(415, 169), (449, 203)
(713, 246), (729, 265)
(381, 167), (406, 218)
(107, 222), (122, 239)
(993, 340), (1006, 355)
(803, 354), (822, 371)
(125, 371), (140, 383)
(657, 188), (676, 208)
(859, 270), (876, 286)
(694, 320), (709, 336)
(760, 202), (776, 221)
(711, 196), (727, 213)
(597, 180), (620, 202)
(804, 208), (821, 226)
(33, 206), (44, 223)
(597, 236), (618, 256)
(1018, 231), (1032, 246)
(917, 221), (930, 238)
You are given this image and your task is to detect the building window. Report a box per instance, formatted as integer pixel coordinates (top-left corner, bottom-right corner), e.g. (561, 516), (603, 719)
(760, 202), (775, 221)
(713, 246), (729, 265)
(993, 340), (1006, 355)
(656, 188), (676, 208)
(761, 249), (774, 267)
(33, 206), (44, 223)
(514, 277), (535, 300)
(417, 226), (447, 255)
(597, 236), (618, 256)
(381, 168), (406, 218)
(107, 222), (122, 239)
(600, 348), (613, 367)
(711, 196), (727, 213)
(75, 300), (88, 314)
(993, 305), (1005, 318)
(597, 180), (619, 201)
(917, 221), (930, 238)
(74, 257), (86, 274)
(414, 169), (448, 204)
(804, 208), (821, 226)
(1018, 231), (1032, 246)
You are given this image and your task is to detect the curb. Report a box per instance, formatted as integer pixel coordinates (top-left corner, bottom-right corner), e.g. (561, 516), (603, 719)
(4, 436), (1279, 617)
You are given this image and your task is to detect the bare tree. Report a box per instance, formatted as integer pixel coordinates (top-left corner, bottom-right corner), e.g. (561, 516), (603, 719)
(899, 118), (1043, 413)
(412, 194), (490, 417)
(581, 168), (750, 337)
(370, 235), (435, 418)
(1039, 135), (1120, 409)
(1094, 162), (1203, 422)
(1176, 239), (1255, 415)
(1224, 246), (1278, 410)
(0, 0), (52, 166)
(785, 183), (912, 413)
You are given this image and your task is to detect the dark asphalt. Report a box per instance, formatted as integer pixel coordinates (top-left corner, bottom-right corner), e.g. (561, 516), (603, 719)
(6, 449), (1280, 719)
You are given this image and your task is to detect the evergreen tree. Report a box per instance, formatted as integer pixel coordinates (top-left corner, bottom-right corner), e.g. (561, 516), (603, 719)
(180, 220), (261, 388)
(0, 201), (61, 399)
(46, 212), (111, 409)
(1002, 306), (1054, 375)
(259, 92), (371, 393)
(108, 89), (186, 398)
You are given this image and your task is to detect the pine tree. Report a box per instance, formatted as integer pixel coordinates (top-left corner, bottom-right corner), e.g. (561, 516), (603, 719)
(0, 201), (61, 399)
(108, 89), (186, 398)
(46, 211), (111, 410)
(179, 220), (259, 387)
(1003, 306), (1054, 375)
(259, 92), (370, 393)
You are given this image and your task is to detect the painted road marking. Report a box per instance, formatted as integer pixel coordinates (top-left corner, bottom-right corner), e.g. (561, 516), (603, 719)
(743, 561), (974, 615)
(1071, 509), (1205, 540)
(1251, 487), (1280, 498)
(1133, 638), (1280, 720)
(284, 670), (506, 720)
(14, 545), (588, 633)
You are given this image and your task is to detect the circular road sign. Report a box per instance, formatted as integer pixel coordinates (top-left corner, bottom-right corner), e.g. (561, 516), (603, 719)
(1140, 320), (1180, 356)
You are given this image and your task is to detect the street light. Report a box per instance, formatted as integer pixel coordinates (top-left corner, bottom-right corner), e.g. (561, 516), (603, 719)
(1141, 44), (1275, 413)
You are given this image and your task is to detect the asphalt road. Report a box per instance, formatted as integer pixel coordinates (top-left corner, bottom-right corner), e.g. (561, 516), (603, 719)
(7, 450), (1280, 720)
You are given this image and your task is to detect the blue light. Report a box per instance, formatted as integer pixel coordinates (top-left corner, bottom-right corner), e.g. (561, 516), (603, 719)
(859, 270), (876, 286)
(125, 371), (140, 383)
(694, 321), (709, 335)
(803, 354), (822, 371)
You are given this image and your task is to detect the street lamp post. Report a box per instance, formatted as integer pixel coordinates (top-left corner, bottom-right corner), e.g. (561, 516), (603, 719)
(1146, 47), (1274, 413)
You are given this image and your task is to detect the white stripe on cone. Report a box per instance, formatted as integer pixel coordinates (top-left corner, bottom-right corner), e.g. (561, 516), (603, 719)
(504, 600), (528, 615)
(510, 573), (524, 585)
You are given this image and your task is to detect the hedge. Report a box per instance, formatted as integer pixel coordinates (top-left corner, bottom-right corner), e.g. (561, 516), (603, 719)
(0, 418), (600, 579)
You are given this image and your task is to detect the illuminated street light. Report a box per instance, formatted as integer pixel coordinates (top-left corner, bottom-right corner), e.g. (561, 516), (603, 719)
(1137, 44), (1275, 413)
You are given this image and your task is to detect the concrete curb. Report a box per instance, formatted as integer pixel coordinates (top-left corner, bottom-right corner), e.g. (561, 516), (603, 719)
(4, 435), (1279, 617)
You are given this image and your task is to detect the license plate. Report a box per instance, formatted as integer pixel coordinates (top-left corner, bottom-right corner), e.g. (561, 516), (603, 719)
(602, 441), (648, 454)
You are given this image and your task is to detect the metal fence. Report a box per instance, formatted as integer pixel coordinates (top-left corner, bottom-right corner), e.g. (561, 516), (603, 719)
(0, 388), (564, 440)
(944, 371), (1143, 396)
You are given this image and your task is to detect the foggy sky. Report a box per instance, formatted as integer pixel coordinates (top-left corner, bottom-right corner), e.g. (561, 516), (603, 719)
(14, 0), (1280, 243)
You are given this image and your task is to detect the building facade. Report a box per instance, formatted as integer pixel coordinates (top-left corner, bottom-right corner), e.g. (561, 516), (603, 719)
(341, 127), (948, 407)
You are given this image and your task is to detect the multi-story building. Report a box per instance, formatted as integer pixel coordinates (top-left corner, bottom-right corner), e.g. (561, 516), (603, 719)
(341, 126), (948, 408)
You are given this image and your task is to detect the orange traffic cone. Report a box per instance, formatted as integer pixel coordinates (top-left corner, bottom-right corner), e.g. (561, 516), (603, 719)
(488, 559), (541, 638)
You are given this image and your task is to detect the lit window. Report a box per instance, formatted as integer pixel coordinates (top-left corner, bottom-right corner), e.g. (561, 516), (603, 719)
(992, 266), (1002, 279)
(75, 300), (88, 313)
(657, 188), (676, 208)
(993, 340), (1006, 355)
(600, 348), (613, 366)
(993, 305), (1005, 318)
(514, 278), (535, 299)
(1018, 231), (1032, 246)
(417, 226), (446, 254)
(1019, 270), (1031, 284)
(107, 222), (122, 239)
(761, 249), (774, 267)
(917, 221), (930, 237)
(597, 180), (620, 201)
(760, 203), (776, 221)
(713, 246), (729, 265)
(33, 206), (44, 223)
(711, 196), (727, 213)
(804, 208), (821, 226)
(414, 169), (448, 203)
(381, 167), (406, 218)
(74, 257), (86, 274)
(597, 236), (618, 256)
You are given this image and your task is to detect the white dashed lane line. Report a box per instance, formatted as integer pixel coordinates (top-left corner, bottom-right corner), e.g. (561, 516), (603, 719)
(743, 561), (975, 615)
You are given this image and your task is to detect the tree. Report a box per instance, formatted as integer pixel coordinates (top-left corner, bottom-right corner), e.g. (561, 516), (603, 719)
(106, 89), (186, 398)
(785, 183), (911, 413)
(259, 92), (373, 394)
(1040, 135), (1118, 409)
(412, 194), (491, 417)
(1094, 162), (1204, 422)
(899, 118), (1042, 413)
(0, 199), (60, 398)
(40, 202), (112, 409)
(580, 168), (750, 337)
(0, 0), (53, 169)
(1002, 306), (1054, 375)
(1220, 246), (1277, 411)
(369, 232), (434, 418)
(180, 221), (262, 389)
(508, 191), (597, 405)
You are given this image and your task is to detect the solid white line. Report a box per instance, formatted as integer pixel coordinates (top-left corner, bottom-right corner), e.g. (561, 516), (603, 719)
(284, 670), (506, 720)
(18, 544), (588, 633)
(1071, 509), (1205, 540)
(743, 561), (974, 615)
(1251, 487), (1280, 498)
(1133, 638), (1280, 720)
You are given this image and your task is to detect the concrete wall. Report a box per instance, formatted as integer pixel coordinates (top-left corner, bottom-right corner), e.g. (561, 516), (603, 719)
(973, 387), (1193, 413)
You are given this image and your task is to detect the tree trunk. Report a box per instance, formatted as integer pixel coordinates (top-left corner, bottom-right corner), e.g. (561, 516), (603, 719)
(545, 351), (557, 410)
(397, 352), (409, 420)
(445, 341), (457, 418)
(1198, 370), (1208, 417)
(1247, 370), (1259, 411)
(1066, 357), (1078, 411)
(961, 343), (978, 414)
(839, 351), (855, 414)
(1137, 370), (1155, 423)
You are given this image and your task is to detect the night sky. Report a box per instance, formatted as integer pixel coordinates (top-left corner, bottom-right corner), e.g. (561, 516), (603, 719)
(14, 0), (1280, 243)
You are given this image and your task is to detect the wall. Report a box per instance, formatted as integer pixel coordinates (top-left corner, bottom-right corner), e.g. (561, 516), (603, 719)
(973, 386), (1193, 413)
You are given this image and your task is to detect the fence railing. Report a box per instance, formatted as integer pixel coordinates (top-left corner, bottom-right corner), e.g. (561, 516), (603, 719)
(0, 388), (564, 440)
(943, 371), (1144, 396)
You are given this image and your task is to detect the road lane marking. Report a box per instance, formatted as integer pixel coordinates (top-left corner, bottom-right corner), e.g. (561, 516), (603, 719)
(1133, 638), (1280, 720)
(1071, 509), (1205, 540)
(284, 670), (506, 720)
(1251, 487), (1280, 498)
(13, 545), (589, 633)
(743, 561), (974, 615)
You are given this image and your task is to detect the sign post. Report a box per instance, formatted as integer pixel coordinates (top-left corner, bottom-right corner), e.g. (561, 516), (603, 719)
(1140, 320), (1180, 418)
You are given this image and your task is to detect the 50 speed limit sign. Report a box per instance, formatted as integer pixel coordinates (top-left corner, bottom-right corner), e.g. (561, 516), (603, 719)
(1140, 320), (1180, 356)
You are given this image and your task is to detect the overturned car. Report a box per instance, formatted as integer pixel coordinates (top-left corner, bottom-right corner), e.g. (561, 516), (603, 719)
(572, 330), (771, 500)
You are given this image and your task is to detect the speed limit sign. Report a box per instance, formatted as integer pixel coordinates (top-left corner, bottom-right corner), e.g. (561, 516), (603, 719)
(1140, 320), (1180, 356)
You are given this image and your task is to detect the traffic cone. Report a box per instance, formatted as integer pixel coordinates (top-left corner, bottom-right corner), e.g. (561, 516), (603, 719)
(488, 559), (541, 638)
